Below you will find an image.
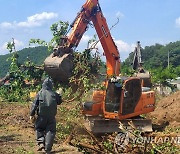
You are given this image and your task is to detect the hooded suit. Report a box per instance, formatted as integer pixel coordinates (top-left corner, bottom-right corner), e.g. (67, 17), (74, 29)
(30, 78), (62, 152)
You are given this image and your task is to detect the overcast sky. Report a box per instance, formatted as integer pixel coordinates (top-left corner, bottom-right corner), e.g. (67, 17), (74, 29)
(0, 0), (180, 61)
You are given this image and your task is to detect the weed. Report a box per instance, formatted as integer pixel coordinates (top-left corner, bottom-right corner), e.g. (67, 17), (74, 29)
(28, 141), (35, 148)
(103, 141), (113, 151)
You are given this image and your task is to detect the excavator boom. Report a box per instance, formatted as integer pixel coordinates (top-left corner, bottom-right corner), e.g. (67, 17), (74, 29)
(91, 4), (120, 76)
(44, 0), (120, 81)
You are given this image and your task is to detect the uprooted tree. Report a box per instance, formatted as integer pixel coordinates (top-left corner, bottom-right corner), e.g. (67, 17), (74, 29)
(0, 21), (105, 102)
(29, 20), (105, 102)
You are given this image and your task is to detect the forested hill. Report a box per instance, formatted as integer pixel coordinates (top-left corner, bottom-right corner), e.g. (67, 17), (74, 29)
(0, 46), (50, 78)
(123, 41), (180, 69)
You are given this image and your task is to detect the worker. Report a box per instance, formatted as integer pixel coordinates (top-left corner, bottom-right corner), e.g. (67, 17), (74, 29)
(30, 77), (62, 153)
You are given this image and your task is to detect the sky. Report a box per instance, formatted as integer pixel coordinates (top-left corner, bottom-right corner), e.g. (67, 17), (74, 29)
(0, 0), (180, 61)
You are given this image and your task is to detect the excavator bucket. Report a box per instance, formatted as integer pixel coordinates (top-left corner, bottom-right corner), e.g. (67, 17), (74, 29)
(44, 53), (73, 82)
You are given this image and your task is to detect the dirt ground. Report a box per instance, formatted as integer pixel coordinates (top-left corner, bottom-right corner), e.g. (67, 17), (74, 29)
(147, 91), (180, 128)
(0, 102), (81, 154)
(0, 91), (180, 153)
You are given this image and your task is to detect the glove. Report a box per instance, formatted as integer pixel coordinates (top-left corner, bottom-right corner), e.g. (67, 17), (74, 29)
(56, 88), (62, 96)
(30, 116), (36, 123)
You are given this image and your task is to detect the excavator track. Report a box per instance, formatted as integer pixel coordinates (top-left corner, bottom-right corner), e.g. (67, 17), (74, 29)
(84, 116), (152, 134)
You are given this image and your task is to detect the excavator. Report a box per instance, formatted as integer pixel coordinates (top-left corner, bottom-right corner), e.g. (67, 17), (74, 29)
(44, 0), (155, 133)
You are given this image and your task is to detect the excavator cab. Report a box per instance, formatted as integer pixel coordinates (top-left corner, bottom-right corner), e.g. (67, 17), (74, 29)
(103, 77), (143, 119)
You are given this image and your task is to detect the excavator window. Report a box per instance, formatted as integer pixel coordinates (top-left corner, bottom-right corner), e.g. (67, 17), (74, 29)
(105, 81), (122, 113)
(122, 78), (142, 115)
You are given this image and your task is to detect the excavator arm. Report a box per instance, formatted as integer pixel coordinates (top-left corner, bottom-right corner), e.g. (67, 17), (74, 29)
(44, 0), (120, 81)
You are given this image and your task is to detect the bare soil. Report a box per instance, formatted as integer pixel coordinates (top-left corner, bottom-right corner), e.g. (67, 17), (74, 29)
(0, 102), (80, 154)
(0, 91), (180, 153)
(147, 91), (180, 128)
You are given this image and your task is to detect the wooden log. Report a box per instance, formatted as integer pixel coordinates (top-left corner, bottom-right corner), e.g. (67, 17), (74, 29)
(79, 143), (102, 153)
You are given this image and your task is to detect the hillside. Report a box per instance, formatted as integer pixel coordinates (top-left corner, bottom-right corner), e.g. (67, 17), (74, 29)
(1, 41), (180, 78)
(0, 46), (51, 78)
(123, 41), (180, 69)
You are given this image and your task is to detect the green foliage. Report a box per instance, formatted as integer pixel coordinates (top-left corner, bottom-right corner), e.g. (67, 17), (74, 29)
(50, 21), (69, 46)
(29, 39), (47, 46)
(0, 20), (104, 102)
(56, 102), (81, 140)
(150, 65), (178, 86)
(0, 40), (44, 102)
(122, 41), (180, 84)
(124, 41), (180, 70)
(121, 62), (134, 76)
(69, 49), (103, 94)
(151, 142), (179, 154)
(103, 141), (113, 151)
(6, 41), (15, 53)
(29, 20), (104, 102)
(174, 65), (180, 76)
(29, 21), (69, 51)
(22, 59), (44, 81)
(58, 50), (104, 102)
(56, 122), (74, 140)
(0, 46), (50, 78)
(15, 147), (34, 154)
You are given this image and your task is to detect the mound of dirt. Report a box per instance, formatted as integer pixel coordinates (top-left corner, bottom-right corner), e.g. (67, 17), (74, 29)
(148, 91), (180, 126)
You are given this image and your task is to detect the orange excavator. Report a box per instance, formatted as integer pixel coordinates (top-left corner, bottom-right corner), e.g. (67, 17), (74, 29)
(44, 0), (155, 133)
